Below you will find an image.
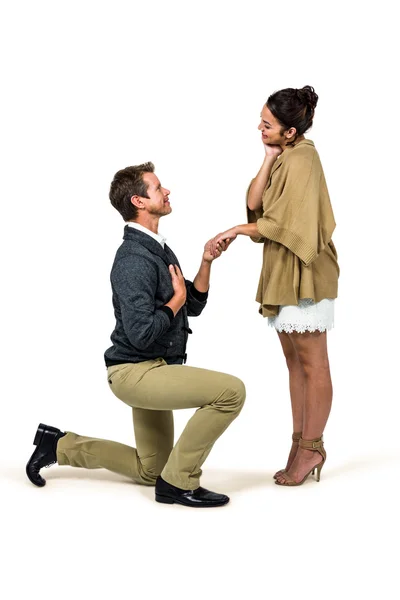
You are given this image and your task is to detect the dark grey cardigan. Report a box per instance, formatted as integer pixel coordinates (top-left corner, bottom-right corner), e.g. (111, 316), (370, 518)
(104, 226), (208, 367)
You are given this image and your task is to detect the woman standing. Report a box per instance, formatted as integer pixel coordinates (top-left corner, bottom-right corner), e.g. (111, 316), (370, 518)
(210, 86), (340, 486)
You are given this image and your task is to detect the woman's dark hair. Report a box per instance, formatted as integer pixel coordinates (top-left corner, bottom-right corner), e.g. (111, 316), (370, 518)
(267, 85), (318, 142)
(109, 162), (155, 221)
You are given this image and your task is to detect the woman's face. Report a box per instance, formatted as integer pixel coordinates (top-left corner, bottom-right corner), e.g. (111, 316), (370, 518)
(258, 104), (296, 146)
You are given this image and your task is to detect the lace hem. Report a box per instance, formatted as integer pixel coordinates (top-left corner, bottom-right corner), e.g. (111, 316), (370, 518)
(267, 298), (335, 333)
(268, 321), (334, 334)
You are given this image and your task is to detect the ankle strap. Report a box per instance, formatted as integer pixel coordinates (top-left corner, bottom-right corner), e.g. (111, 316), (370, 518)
(299, 437), (323, 450)
(292, 432), (302, 442)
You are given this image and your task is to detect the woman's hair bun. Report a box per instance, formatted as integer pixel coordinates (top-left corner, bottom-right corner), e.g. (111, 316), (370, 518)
(297, 86), (318, 111)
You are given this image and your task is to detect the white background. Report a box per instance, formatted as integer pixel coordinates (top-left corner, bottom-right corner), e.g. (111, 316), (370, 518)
(1, 1), (399, 598)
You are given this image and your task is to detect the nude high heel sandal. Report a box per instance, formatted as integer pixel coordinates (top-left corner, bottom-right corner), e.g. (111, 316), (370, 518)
(273, 431), (302, 480)
(275, 436), (326, 486)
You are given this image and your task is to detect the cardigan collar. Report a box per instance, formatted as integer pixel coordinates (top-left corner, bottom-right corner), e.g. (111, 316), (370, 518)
(123, 225), (174, 267)
(126, 221), (167, 248)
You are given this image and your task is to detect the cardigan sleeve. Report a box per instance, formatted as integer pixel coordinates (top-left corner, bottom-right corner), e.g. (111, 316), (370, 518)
(256, 152), (335, 266)
(184, 280), (208, 316)
(245, 179), (264, 243)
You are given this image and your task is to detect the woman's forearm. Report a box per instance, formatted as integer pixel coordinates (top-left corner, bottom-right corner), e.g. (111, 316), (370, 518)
(211, 223), (262, 256)
(234, 223), (261, 238)
(247, 155), (277, 211)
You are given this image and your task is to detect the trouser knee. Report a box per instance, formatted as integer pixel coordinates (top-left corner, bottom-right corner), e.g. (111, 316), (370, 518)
(219, 376), (246, 414)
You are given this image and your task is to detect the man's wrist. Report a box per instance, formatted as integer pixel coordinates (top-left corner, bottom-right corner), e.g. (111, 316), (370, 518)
(165, 294), (186, 317)
(201, 255), (213, 265)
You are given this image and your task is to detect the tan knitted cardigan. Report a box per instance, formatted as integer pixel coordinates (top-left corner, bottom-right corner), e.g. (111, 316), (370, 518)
(246, 139), (340, 317)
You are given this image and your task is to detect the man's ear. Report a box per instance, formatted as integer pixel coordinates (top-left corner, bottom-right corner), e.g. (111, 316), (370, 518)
(131, 195), (144, 209)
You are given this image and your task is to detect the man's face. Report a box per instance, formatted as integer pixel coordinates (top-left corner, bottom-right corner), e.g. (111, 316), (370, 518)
(138, 172), (172, 217)
(258, 105), (295, 146)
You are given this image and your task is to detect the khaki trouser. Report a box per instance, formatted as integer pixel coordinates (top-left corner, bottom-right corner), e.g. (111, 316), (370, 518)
(57, 358), (246, 490)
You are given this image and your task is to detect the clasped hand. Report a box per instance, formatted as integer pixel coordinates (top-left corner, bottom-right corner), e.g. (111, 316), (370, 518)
(209, 227), (238, 258)
(203, 236), (234, 262)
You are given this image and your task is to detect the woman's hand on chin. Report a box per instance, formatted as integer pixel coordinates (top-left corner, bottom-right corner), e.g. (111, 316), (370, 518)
(264, 143), (282, 158)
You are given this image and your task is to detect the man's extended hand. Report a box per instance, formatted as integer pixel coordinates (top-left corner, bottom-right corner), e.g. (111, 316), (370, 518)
(202, 238), (233, 263)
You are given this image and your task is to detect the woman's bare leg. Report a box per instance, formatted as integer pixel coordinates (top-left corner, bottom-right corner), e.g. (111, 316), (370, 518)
(274, 331), (306, 474)
(275, 330), (332, 484)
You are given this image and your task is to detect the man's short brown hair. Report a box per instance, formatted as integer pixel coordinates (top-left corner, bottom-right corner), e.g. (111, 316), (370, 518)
(109, 162), (155, 221)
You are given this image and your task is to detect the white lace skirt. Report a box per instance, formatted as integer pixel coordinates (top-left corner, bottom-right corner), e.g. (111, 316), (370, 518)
(267, 298), (335, 334)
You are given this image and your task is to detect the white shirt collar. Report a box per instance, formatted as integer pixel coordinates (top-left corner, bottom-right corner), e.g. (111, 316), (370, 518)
(126, 222), (167, 249)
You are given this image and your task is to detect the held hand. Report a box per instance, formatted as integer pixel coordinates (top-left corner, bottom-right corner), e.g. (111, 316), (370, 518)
(264, 143), (282, 158)
(168, 264), (187, 303)
(210, 228), (238, 257)
(203, 238), (232, 263)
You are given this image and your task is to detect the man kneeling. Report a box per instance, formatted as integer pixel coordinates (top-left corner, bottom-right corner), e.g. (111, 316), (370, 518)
(26, 162), (246, 508)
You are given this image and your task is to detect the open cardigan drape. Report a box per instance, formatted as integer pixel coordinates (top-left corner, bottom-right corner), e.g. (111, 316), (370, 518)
(246, 139), (340, 317)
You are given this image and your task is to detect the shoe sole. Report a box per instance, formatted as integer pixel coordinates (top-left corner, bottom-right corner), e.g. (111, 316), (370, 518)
(33, 423), (60, 446)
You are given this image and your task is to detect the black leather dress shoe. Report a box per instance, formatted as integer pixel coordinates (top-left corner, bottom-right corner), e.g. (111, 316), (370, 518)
(155, 476), (230, 507)
(26, 423), (66, 487)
